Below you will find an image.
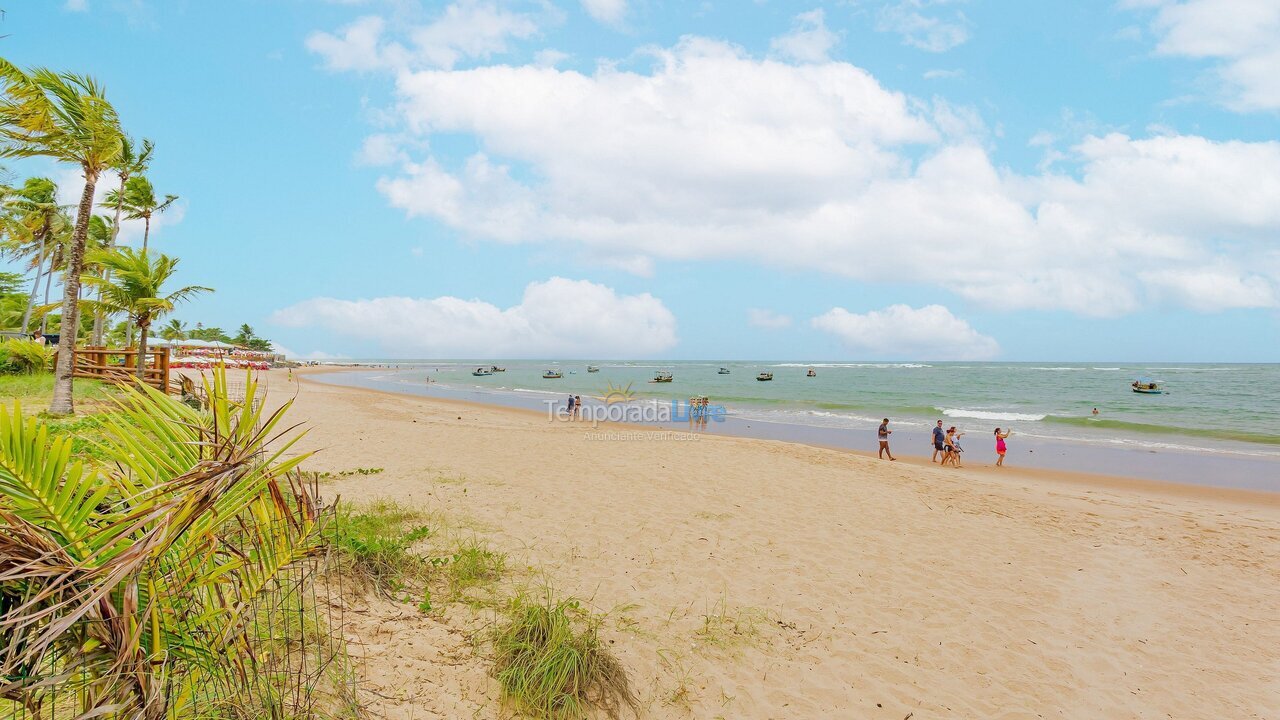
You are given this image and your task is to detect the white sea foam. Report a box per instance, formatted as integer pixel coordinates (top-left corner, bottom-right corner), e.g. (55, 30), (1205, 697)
(939, 408), (1047, 422)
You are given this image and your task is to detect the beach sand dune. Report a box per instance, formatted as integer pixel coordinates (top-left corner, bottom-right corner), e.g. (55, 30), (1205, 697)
(276, 370), (1280, 719)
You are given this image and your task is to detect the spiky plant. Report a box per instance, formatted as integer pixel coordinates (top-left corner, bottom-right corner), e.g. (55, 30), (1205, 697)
(0, 369), (324, 719)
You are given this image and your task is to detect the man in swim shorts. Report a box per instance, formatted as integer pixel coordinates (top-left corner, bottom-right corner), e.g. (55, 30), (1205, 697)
(931, 420), (945, 462)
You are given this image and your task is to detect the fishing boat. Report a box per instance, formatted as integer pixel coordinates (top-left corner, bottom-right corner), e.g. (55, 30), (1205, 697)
(472, 367), (493, 377)
(587, 365), (600, 373)
(1132, 378), (1162, 394)
(757, 372), (773, 382)
(806, 368), (816, 377)
(718, 367), (731, 375)
(542, 370), (563, 379)
(650, 371), (673, 383)
(491, 366), (505, 372)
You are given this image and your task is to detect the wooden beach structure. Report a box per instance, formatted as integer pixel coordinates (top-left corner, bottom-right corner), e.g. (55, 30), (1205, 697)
(71, 345), (173, 393)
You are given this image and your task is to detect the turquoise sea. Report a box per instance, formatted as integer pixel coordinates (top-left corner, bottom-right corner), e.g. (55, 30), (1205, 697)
(344, 361), (1280, 459)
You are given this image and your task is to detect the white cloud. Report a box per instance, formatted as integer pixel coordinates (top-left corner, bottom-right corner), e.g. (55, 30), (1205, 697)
(306, 1), (543, 72)
(64, 0), (89, 11)
(770, 9), (840, 63)
(270, 277), (677, 358)
(313, 28), (1280, 318)
(747, 308), (793, 329)
(877, 0), (970, 53)
(811, 304), (999, 360)
(580, 0), (627, 27)
(1130, 0), (1280, 111)
(923, 68), (963, 80)
(354, 133), (405, 166)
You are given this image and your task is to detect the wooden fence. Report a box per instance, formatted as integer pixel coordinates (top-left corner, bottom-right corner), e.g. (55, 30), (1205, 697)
(72, 346), (172, 393)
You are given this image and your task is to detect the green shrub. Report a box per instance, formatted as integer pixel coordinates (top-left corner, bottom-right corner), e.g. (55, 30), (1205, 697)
(0, 338), (53, 374)
(494, 593), (637, 720)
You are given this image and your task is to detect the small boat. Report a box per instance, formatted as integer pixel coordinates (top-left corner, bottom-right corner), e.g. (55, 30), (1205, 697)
(1132, 378), (1162, 394)
(806, 368), (816, 377)
(650, 371), (673, 383)
(757, 372), (773, 382)
(587, 365), (600, 373)
(491, 366), (505, 372)
(543, 370), (563, 379)
(472, 367), (493, 377)
(718, 367), (731, 375)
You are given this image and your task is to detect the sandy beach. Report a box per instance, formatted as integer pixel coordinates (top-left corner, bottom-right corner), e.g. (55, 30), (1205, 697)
(271, 368), (1280, 719)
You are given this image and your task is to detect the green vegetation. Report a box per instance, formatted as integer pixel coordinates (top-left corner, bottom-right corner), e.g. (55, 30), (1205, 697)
(325, 499), (433, 594)
(493, 592), (638, 720)
(0, 369), (351, 717)
(0, 337), (52, 373)
(695, 597), (768, 652)
(0, 371), (110, 406)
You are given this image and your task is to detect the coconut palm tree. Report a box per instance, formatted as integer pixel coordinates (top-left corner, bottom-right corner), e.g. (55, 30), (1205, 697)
(0, 59), (125, 415)
(79, 248), (211, 378)
(0, 176), (63, 333)
(159, 317), (188, 341)
(102, 174), (175, 252)
(91, 135), (152, 345)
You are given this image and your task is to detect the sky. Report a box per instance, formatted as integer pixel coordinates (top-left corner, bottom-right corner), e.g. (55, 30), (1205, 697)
(3, 0), (1278, 361)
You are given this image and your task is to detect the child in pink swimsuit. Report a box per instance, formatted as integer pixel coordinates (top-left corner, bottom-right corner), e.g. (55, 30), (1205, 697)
(994, 428), (1011, 467)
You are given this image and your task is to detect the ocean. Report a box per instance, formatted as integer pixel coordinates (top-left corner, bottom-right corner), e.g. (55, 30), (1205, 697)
(312, 360), (1280, 490)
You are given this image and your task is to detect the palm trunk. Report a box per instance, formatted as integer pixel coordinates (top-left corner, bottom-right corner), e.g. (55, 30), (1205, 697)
(20, 224), (48, 335)
(91, 174), (126, 346)
(135, 319), (149, 379)
(141, 215), (150, 253)
(49, 171), (98, 416)
(39, 263), (54, 334)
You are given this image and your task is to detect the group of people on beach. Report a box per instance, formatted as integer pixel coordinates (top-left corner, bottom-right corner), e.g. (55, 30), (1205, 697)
(565, 394), (584, 420)
(877, 418), (1013, 467)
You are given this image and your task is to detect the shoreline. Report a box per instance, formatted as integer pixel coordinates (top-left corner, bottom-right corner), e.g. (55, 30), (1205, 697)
(302, 366), (1280, 498)
(270, 367), (1280, 718)
(297, 367), (1279, 507)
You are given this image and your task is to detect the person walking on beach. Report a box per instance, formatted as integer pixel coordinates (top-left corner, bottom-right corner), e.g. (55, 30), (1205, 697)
(878, 418), (896, 461)
(994, 428), (1012, 466)
(574, 395), (583, 420)
(566, 394), (576, 420)
(931, 420), (945, 462)
(950, 427), (965, 468)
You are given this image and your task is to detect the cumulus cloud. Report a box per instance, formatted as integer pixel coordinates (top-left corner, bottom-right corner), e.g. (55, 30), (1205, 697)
(309, 24), (1280, 318)
(1129, 0), (1280, 111)
(64, 0), (88, 11)
(270, 277), (677, 358)
(747, 308), (793, 329)
(306, 1), (543, 72)
(811, 304), (999, 360)
(580, 0), (627, 27)
(54, 170), (186, 249)
(877, 0), (970, 53)
(770, 9), (840, 63)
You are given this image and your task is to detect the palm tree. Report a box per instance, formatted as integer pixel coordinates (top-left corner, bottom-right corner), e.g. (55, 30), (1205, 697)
(0, 59), (125, 415)
(159, 317), (188, 341)
(79, 248), (210, 378)
(91, 135), (152, 346)
(0, 176), (63, 333)
(102, 174), (175, 252)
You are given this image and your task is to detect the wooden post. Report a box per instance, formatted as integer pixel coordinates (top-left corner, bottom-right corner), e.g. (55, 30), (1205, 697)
(158, 346), (170, 393)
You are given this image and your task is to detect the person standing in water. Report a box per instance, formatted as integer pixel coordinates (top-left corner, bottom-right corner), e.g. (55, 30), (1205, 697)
(877, 418), (896, 461)
(994, 428), (1012, 466)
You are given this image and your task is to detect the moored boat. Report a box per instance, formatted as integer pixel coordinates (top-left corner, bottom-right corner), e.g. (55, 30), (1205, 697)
(1132, 378), (1162, 394)
(472, 367), (493, 377)
(491, 366), (505, 372)
(806, 368), (816, 377)
(757, 372), (773, 381)
(650, 371), (673, 383)
(587, 365), (600, 373)
(717, 367), (731, 375)
(543, 370), (563, 379)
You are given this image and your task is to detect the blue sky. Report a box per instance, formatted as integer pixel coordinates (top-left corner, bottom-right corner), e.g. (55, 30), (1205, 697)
(4, 0), (1278, 361)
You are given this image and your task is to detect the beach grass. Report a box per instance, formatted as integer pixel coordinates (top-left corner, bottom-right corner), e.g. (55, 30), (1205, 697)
(493, 591), (637, 720)
(326, 499), (434, 593)
(440, 537), (506, 599)
(0, 372), (114, 408)
(695, 597), (768, 652)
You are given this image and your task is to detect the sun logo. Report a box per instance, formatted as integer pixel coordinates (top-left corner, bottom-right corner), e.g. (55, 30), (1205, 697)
(598, 380), (636, 404)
